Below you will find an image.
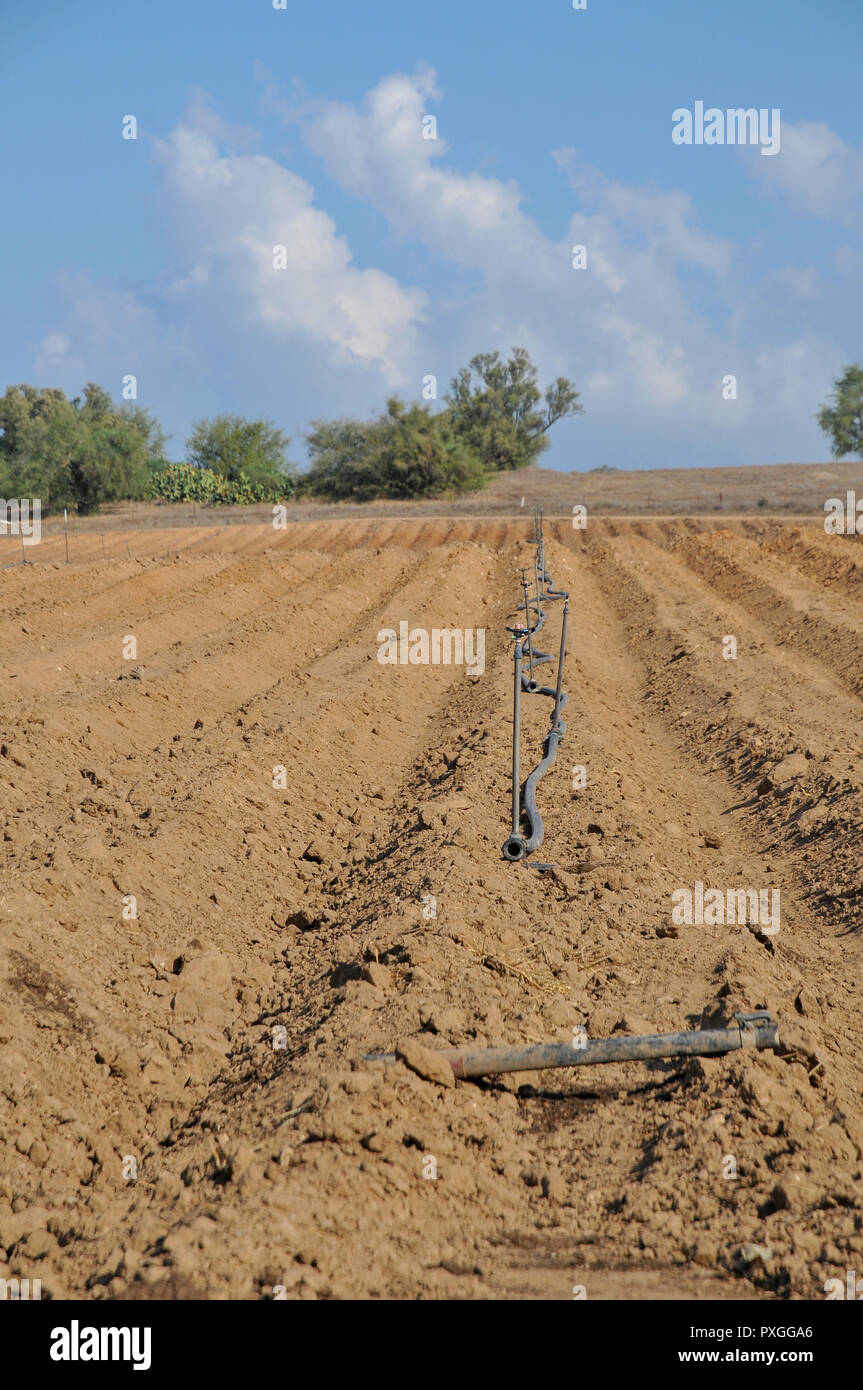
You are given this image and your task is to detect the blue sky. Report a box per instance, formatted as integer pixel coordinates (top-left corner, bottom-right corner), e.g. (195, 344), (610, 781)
(1, 0), (861, 471)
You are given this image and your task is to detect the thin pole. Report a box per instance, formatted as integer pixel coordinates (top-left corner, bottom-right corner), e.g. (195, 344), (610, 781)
(553, 598), (569, 729)
(64, 509), (69, 564)
(510, 636), (523, 836)
(520, 570), (534, 683)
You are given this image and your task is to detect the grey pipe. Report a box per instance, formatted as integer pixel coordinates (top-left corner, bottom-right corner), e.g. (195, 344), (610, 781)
(533, 551), (544, 617)
(507, 706), (566, 858)
(510, 636), (523, 839)
(503, 583), (568, 860)
(365, 1013), (780, 1079)
(552, 598), (569, 730)
(502, 527), (570, 859)
(520, 571), (535, 685)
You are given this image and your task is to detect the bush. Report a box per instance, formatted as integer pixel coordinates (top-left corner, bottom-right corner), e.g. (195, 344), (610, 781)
(185, 414), (295, 489)
(150, 464), (294, 505)
(306, 398), (487, 501)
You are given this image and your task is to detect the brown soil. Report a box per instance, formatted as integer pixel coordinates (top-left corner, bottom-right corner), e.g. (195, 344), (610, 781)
(2, 513), (862, 1301)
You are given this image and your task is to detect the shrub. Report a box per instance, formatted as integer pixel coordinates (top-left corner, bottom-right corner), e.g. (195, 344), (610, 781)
(149, 463), (294, 505)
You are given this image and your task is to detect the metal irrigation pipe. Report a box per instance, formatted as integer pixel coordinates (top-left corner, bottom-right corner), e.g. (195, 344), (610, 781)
(509, 632), (523, 842)
(507, 695), (567, 859)
(552, 598), (569, 730)
(502, 554), (570, 860)
(364, 1013), (780, 1079)
(520, 570), (535, 685)
(534, 549), (544, 613)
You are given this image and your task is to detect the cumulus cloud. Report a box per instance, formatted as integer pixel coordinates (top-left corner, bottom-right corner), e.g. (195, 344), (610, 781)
(286, 71), (858, 463)
(29, 74), (861, 469)
(296, 67), (544, 270)
(292, 76), (741, 418)
(741, 118), (863, 224)
(149, 110), (426, 381)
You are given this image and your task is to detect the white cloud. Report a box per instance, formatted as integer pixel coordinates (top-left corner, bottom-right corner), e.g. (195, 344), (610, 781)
(33, 331), (74, 369)
(297, 67), (546, 269)
(293, 78), (741, 418)
(149, 113), (426, 381)
(28, 77), (862, 470)
(289, 71), (856, 462)
(741, 118), (863, 224)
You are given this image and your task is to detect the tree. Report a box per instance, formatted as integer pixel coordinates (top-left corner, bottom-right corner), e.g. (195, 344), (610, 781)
(0, 386), (84, 510)
(444, 347), (583, 471)
(306, 398), (487, 501)
(119, 403), (170, 463)
(185, 414), (294, 488)
(68, 383), (158, 510)
(0, 382), (168, 512)
(304, 417), (383, 501)
(817, 365), (863, 458)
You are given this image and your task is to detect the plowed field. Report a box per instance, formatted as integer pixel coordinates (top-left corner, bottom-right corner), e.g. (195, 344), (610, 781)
(2, 515), (863, 1300)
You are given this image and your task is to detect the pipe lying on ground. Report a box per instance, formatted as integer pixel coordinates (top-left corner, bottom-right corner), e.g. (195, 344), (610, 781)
(364, 1013), (780, 1079)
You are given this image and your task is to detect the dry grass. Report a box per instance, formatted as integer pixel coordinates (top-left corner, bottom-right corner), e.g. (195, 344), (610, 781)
(27, 458), (863, 538)
(461, 932), (570, 996)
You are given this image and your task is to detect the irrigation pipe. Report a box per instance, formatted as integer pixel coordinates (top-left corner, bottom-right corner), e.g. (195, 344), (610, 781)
(502, 508), (570, 861)
(364, 1013), (780, 1079)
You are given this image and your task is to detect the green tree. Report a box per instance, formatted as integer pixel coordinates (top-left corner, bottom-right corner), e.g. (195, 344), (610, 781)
(68, 383), (156, 510)
(119, 403), (170, 463)
(304, 417), (381, 501)
(445, 347), (583, 471)
(306, 398), (486, 501)
(0, 382), (170, 512)
(817, 364), (863, 458)
(0, 386), (83, 510)
(185, 414), (294, 489)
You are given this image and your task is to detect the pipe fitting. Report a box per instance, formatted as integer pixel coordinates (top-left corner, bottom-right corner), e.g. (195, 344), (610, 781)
(501, 834), (528, 861)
